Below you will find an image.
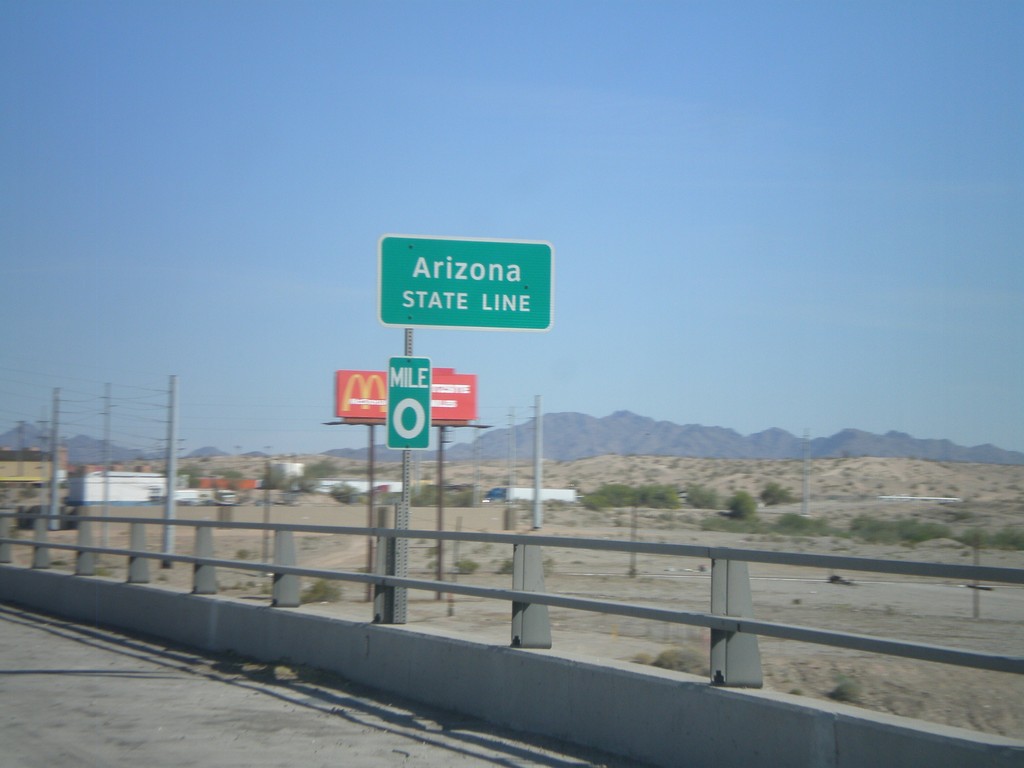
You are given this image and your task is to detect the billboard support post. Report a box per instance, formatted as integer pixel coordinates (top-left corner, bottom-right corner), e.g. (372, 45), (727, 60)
(395, 329), (413, 623)
(366, 423), (375, 602)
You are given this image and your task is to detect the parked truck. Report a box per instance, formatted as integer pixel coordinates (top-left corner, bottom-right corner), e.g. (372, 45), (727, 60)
(482, 487), (577, 504)
(175, 489), (202, 506)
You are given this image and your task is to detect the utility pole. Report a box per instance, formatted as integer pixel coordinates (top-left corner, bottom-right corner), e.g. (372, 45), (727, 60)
(505, 407), (516, 530)
(103, 383), (112, 547)
(262, 455), (272, 564)
(37, 414), (48, 513)
(436, 424), (451, 598)
(16, 421), (25, 477)
(161, 375), (178, 565)
(48, 389), (60, 531)
(365, 427), (374, 600)
(532, 395), (543, 530)
(472, 426), (481, 507)
(802, 429), (810, 517)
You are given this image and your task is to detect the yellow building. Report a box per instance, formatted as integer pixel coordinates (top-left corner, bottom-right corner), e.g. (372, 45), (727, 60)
(0, 448), (54, 483)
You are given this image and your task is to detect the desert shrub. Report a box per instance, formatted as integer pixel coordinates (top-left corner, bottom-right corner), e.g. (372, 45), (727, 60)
(990, 527), (1024, 550)
(685, 483), (720, 509)
(848, 516), (898, 544)
(454, 558), (479, 574)
(901, 520), (952, 543)
(303, 459), (339, 479)
(300, 579), (342, 604)
(760, 482), (797, 506)
(584, 483), (680, 510)
(700, 516), (763, 534)
(650, 646), (707, 675)
(849, 516), (951, 545)
(773, 513), (833, 537)
(634, 484), (681, 509)
(497, 558), (514, 575)
(827, 675), (862, 703)
(583, 483), (638, 510)
(726, 491), (758, 520)
(957, 528), (987, 548)
(329, 483), (360, 504)
(946, 508), (975, 522)
(412, 486), (438, 506)
(446, 488), (475, 507)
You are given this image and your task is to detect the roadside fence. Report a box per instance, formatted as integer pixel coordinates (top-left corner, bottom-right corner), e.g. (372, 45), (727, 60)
(1, 508), (1022, 687)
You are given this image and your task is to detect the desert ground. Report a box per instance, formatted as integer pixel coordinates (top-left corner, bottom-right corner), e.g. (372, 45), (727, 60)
(5, 455), (1023, 738)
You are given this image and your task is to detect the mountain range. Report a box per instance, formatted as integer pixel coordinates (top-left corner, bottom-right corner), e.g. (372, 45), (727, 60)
(325, 410), (1024, 465)
(3, 411), (1021, 466)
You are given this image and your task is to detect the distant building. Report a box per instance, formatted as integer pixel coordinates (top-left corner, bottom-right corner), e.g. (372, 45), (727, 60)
(0, 447), (67, 485)
(198, 477), (259, 491)
(271, 462), (305, 479)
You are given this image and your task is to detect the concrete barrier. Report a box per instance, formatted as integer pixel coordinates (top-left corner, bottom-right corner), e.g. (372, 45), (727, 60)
(2, 565), (1021, 768)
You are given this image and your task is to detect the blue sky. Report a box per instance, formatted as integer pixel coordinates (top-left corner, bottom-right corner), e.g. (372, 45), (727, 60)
(2, 1), (1022, 456)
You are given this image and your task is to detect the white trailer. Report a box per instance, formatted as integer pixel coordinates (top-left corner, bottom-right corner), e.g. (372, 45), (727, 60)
(66, 472), (167, 506)
(482, 487), (577, 504)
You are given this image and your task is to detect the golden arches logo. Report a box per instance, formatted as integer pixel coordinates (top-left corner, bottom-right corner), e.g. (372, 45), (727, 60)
(338, 372), (387, 415)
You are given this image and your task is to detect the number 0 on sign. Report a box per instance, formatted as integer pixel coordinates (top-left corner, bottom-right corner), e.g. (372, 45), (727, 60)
(387, 356), (432, 449)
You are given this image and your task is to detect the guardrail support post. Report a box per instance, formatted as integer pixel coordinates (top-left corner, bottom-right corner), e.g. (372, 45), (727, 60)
(0, 515), (11, 563)
(710, 559), (762, 687)
(373, 507), (397, 623)
(193, 526), (217, 595)
(31, 517), (50, 569)
(511, 544), (552, 649)
(127, 523), (150, 584)
(272, 530), (300, 607)
(75, 520), (95, 576)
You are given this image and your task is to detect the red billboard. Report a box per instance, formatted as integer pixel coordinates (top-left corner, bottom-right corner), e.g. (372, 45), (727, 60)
(335, 368), (477, 425)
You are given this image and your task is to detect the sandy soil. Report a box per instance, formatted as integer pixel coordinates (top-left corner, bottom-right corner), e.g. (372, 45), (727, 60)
(6, 455), (1023, 738)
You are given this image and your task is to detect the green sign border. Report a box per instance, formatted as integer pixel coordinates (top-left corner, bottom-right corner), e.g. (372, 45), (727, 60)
(386, 356), (432, 450)
(378, 235), (553, 331)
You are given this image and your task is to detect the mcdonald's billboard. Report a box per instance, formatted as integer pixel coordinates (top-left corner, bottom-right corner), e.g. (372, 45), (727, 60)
(334, 368), (477, 424)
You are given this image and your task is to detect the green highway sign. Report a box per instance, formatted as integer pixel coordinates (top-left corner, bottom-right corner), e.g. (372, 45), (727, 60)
(386, 356), (432, 450)
(379, 235), (553, 331)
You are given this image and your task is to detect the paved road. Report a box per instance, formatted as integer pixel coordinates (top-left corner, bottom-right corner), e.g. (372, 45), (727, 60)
(0, 604), (646, 768)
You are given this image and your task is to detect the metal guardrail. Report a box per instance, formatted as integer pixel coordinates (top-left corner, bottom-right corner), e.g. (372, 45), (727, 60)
(1, 509), (1022, 686)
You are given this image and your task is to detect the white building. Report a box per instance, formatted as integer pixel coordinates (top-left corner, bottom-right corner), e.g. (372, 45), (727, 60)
(67, 472), (166, 506)
(271, 462), (305, 479)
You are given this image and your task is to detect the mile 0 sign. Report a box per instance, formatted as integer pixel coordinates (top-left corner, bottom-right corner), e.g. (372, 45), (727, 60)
(386, 356), (432, 450)
(378, 235), (554, 331)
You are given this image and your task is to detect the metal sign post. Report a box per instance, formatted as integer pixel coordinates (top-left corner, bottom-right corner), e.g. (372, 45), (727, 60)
(378, 332), (432, 623)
